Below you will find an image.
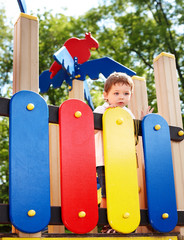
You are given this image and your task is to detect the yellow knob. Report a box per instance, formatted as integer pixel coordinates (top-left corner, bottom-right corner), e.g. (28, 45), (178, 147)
(154, 124), (161, 131)
(78, 211), (86, 218)
(74, 111), (82, 118)
(27, 103), (34, 111)
(162, 213), (169, 219)
(68, 86), (72, 90)
(28, 210), (36, 217)
(178, 130), (184, 136)
(116, 118), (123, 125)
(123, 212), (130, 219)
(75, 74), (81, 79)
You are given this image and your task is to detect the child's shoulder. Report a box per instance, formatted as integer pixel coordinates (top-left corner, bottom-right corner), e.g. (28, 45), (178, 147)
(93, 102), (108, 114)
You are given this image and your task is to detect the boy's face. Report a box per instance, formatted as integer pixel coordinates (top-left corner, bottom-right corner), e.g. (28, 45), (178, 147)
(103, 83), (132, 107)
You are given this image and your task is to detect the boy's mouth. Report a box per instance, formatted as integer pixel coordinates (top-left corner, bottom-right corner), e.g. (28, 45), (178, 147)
(117, 102), (124, 106)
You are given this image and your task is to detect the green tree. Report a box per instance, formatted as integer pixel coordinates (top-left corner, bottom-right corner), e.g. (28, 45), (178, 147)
(0, 7), (13, 96)
(0, 6), (13, 207)
(38, 1), (184, 114)
(0, 117), (9, 204)
(87, 0), (184, 111)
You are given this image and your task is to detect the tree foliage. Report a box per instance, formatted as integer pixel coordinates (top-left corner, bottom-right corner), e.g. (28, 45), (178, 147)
(0, 8), (13, 97)
(92, 0), (184, 109)
(0, 6), (12, 206)
(0, 117), (9, 203)
(38, 0), (184, 112)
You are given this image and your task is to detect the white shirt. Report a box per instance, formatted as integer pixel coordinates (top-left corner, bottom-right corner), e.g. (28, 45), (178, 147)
(94, 102), (135, 166)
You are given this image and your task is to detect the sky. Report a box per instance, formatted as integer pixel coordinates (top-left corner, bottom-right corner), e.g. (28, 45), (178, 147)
(0, 0), (101, 23)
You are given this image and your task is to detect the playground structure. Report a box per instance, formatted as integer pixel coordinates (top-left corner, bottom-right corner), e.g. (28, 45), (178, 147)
(0, 8), (184, 240)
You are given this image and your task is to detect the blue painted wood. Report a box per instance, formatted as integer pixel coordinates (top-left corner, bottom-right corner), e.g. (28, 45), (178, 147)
(53, 46), (75, 76)
(17, 0), (27, 13)
(142, 114), (177, 232)
(9, 90), (50, 233)
(39, 68), (70, 93)
(80, 57), (136, 79)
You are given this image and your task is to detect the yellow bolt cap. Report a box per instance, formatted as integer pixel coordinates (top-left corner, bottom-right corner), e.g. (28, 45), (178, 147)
(78, 211), (86, 218)
(74, 74), (81, 79)
(154, 124), (161, 130)
(162, 213), (169, 219)
(28, 209), (36, 217)
(123, 212), (130, 219)
(116, 118), (123, 125)
(27, 103), (34, 111)
(178, 130), (184, 136)
(74, 111), (82, 118)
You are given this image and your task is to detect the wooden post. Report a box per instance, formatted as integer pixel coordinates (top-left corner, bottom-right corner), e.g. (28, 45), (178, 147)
(48, 124), (65, 233)
(153, 52), (184, 236)
(13, 13), (39, 93)
(128, 76), (151, 233)
(69, 79), (84, 101)
(129, 76), (149, 120)
(13, 12), (41, 237)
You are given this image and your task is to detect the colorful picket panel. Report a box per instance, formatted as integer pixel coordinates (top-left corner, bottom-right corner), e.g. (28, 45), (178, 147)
(142, 114), (178, 232)
(103, 107), (140, 233)
(9, 90), (50, 233)
(59, 99), (98, 234)
(7, 91), (179, 234)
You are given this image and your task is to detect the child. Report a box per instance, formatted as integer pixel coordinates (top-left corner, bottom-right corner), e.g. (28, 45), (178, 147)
(94, 72), (153, 233)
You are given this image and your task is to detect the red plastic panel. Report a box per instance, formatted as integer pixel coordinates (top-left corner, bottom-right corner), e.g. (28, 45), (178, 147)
(59, 99), (98, 234)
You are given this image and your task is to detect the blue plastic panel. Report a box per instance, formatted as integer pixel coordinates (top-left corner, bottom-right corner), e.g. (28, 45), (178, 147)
(9, 90), (50, 233)
(142, 114), (177, 232)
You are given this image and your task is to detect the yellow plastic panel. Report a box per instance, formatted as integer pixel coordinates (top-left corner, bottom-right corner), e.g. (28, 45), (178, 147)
(103, 107), (140, 233)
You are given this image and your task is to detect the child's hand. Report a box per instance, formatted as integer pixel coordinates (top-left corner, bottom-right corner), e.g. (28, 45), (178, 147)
(141, 106), (154, 120)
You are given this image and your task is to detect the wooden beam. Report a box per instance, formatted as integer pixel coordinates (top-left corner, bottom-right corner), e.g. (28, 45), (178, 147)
(69, 80), (84, 101)
(128, 76), (149, 233)
(48, 124), (65, 233)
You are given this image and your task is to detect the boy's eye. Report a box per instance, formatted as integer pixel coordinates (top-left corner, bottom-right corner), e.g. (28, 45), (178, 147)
(125, 92), (130, 95)
(114, 92), (119, 95)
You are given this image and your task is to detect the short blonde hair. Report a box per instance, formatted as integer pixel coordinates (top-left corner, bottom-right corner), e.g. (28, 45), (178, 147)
(104, 72), (134, 93)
